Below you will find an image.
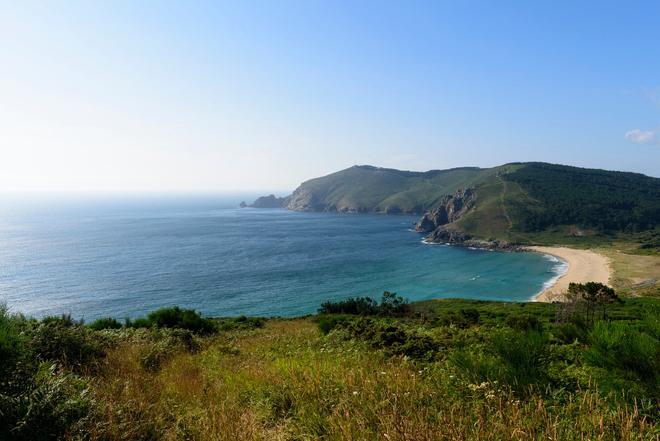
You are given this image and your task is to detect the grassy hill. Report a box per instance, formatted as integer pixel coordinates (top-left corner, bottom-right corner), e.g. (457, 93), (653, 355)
(284, 164), (516, 213)
(274, 162), (660, 246)
(2, 298), (658, 440)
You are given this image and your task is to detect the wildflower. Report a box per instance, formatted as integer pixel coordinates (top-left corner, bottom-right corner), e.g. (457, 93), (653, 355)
(352, 391), (359, 396)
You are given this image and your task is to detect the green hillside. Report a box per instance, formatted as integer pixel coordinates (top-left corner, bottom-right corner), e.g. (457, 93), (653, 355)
(274, 162), (660, 244)
(285, 164), (520, 213)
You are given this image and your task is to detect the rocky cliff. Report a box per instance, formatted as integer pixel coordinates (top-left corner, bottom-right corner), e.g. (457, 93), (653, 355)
(414, 188), (520, 250)
(285, 187), (326, 212)
(250, 194), (291, 208)
(415, 188), (476, 233)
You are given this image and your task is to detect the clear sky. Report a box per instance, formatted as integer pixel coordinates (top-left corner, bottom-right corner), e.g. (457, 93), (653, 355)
(1, 1), (659, 193)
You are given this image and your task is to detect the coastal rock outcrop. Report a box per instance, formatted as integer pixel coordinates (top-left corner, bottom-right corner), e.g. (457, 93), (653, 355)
(415, 188), (519, 250)
(286, 188), (325, 211)
(250, 194), (291, 208)
(415, 188), (476, 233)
(426, 225), (521, 251)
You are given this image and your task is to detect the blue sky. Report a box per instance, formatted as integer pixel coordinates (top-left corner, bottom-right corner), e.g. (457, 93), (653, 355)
(1, 1), (658, 192)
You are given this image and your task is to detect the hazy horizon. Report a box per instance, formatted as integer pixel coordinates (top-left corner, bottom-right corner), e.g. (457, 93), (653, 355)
(0, 160), (658, 198)
(2, 1), (659, 193)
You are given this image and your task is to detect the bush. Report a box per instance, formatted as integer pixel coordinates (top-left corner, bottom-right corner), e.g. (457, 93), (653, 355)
(128, 307), (216, 334)
(140, 329), (200, 371)
(450, 350), (501, 384)
(318, 292), (409, 316)
(41, 314), (78, 327)
(0, 305), (26, 379)
(553, 322), (587, 344)
(460, 308), (480, 325)
(88, 317), (122, 330)
(0, 363), (93, 441)
(318, 297), (378, 315)
(492, 329), (549, 391)
(436, 309), (481, 328)
(317, 315), (348, 334)
(586, 321), (659, 387)
(340, 318), (437, 360)
(506, 314), (543, 332)
(378, 291), (410, 316)
(216, 315), (265, 331)
(30, 320), (105, 370)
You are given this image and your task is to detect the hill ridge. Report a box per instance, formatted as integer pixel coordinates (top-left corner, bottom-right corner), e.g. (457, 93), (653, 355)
(251, 162), (660, 245)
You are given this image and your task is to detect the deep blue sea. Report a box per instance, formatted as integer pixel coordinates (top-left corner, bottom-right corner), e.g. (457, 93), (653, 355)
(0, 195), (565, 320)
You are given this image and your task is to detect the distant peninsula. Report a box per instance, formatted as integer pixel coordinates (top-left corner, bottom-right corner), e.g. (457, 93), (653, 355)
(251, 162), (660, 250)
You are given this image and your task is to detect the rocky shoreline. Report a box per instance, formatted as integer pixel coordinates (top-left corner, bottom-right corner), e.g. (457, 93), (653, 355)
(412, 188), (523, 251)
(418, 225), (524, 251)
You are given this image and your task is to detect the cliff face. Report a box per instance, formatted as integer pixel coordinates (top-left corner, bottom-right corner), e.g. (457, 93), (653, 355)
(415, 188), (476, 233)
(285, 187), (325, 212)
(250, 195), (291, 208)
(414, 188), (518, 250)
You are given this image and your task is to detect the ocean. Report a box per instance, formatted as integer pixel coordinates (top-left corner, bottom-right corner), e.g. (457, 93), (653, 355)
(0, 195), (565, 320)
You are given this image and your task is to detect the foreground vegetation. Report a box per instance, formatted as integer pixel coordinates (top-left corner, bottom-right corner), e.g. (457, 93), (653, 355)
(1, 291), (658, 440)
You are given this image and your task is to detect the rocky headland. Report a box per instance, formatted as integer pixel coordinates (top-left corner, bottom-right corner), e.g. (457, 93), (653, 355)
(413, 188), (521, 251)
(249, 194), (291, 208)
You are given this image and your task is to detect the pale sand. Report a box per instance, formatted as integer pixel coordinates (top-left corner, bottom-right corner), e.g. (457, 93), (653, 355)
(528, 246), (612, 302)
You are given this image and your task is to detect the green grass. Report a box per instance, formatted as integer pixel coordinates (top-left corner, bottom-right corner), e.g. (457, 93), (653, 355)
(2, 296), (658, 440)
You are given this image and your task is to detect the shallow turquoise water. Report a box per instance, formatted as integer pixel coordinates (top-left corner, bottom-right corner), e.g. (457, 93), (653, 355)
(0, 196), (563, 320)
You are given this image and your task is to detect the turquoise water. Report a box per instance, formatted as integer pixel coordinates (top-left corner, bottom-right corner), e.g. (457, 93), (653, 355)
(0, 195), (564, 320)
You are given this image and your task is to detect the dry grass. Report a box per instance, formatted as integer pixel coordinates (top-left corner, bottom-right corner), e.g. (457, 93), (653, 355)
(67, 319), (658, 441)
(598, 247), (660, 297)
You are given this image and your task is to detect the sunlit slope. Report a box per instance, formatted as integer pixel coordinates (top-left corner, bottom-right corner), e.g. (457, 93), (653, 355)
(287, 164), (520, 213)
(285, 162), (660, 242)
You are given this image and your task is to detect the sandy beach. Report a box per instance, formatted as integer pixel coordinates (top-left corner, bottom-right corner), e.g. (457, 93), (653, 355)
(529, 246), (612, 302)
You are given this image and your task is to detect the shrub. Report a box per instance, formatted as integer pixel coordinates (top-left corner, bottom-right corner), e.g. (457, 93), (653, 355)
(436, 309), (481, 328)
(491, 329), (550, 391)
(318, 297), (378, 315)
(553, 322), (587, 344)
(450, 350), (502, 384)
(0, 305), (26, 379)
(340, 318), (437, 360)
(0, 363), (93, 441)
(586, 321), (659, 386)
(88, 317), (122, 330)
(506, 314), (543, 332)
(318, 292), (409, 316)
(41, 314), (78, 327)
(128, 307), (216, 334)
(140, 329), (200, 371)
(378, 291), (410, 316)
(460, 308), (480, 325)
(30, 320), (105, 369)
(217, 315), (265, 331)
(317, 315), (348, 334)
